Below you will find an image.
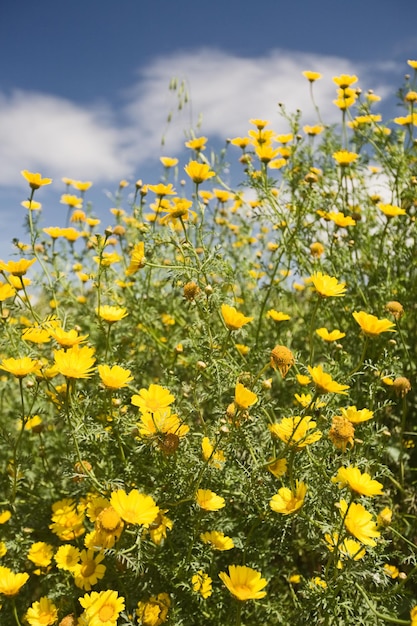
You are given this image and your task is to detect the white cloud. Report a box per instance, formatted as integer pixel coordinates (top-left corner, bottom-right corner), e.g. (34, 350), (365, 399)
(0, 48), (399, 189)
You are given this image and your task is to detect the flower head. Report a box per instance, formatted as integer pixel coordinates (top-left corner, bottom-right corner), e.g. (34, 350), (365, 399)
(21, 170), (52, 189)
(221, 303), (253, 330)
(316, 328), (346, 342)
(329, 415), (355, 451)
(270, 345), (295, 377)
(192, 571), (213, 598)
(332, 466), (383, 497)
(270, 480), (307, 515)
(234, 382), (258, 410)
(110, 489), (159, 526)
(339, 406), (373, 424)
(310, 272), (346, 297)
(96, 305), (128, 324)
(79, 589), (125, 626)
(332, 150), (358, 166)
(302, 71), (322, 82)
(339, 499), (380, 546)
(184, 160), (215, 184)
(0, 566), (29, 595)
(200, 530), (234, 551)
(25, 596), (58, 626)
(98, 364), (133, 389)
(131, 384), (175, 414)
(269, 415), (322, 449)
(196, 489), (225, 511)
(308, 365), (349, 395)
(352, 311), (396, 337)
(54, 344), (96, 379)
(0, 258), (36, 276)
(136, 592), (170, 626)
(73, 549), (106, 591)
(219, 565), (267, 601)
(0, 356), (40, 378)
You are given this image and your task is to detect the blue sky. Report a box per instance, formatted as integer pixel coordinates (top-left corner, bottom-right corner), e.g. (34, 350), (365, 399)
(1, 0), (416, 251)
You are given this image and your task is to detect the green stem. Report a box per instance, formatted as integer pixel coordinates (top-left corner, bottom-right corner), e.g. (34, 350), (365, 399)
(354, 583), (409, 624)
(12, 600), (23, 626)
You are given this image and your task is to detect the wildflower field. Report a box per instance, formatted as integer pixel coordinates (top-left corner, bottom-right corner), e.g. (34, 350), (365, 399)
(1, 61), (417, 626)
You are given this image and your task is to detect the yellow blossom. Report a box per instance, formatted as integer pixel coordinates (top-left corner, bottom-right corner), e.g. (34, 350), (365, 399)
(54, 344), (96, 379)
(234, 382), (257, 410)
(339, 406), (373, 423)
(98, 364), (133, 389)
(200, 530), (234, 551)
(0, 356), (40, 378)
(184, 160), (215, 184)
(196, 489), (225, 511)
(192, 571), (213, 598)
(332, 466), (383, 496)
(270, 480), (307, 515)
(96, 305), (128, 324)
(339, 499), (380, 546)
(221, 303), (253, 330)
(79, 589), (125, 624)
(302, 71), (322, 82)
(308, 365), (349, 395)
(329, 415), (355, 451)
(270, 345), (295, 377)
(21, 170), (52, 189)
(310, 271), (346, 297)
(332, 150), (359, 166)
(0, 566), (29, 595)
(136, 592), (170, 626)
(219, 565), (267, 601)
(266, 309), (291, 322)
(25, 596), (58, 626)
(131, 384), (175, 414)
(110, 489), (159, 526)
(0, 258), (36, 276)
(316, 328), (346, 342)
(352, 311), (396, 337)
(269, 415), (322, 449)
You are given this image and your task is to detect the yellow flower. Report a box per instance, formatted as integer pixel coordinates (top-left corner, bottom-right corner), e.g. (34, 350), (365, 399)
(131, 384), (175, 414)
(221, 303), (253, 330)
(339, 406), (373, 423)
(110, 489), (159, 526)
(136, 592), (170, 626)
(25, 596), (58, 626)
(159, 197), (196, 225)
(329, 415), (355, 452)
(0, 510), (11, 524)
(22, 327), (51, 344)
(185, 136), (208, 151)
(148, 510), (173, 546)
(270, 480), (307, 515)
(249, 118), (270, 129)
(0, 281), (15, 301)
(21, 170), (52, 189)
(201, 437), (226, 469)
(0, 356), (40, 378)
(21, 199), (42, 210)
(49, 327), (89, 347)
(407, 60), (417, 69)
(302, 71), (322, 82)
(200, 530), (234, 551)
(310, 271), (346, 297)
(54, 344), (96, 379)
(72, 180), (92, 192)
(377, 203), (406, 217)
(308, 365), (349, 395)
(296, 373), (311, 386)
(98, 364), (133, 389)
(137, 408), (189, 439)
(184, 160), (215, 184)
(324, 532), (365, 566)
(316, 328), (346, 342)
(54, 544), (81, 572)
(339, 499), (380, 546)
(0, 566), (29, 595)
(385, 300), (404, 320)
(192, 571), (213, 598)
(234, 382), (257, 410)
(383, 564), (399, 579)
(60, 193), (83, 208)
(352, 311), (396, 337)
(0, 258), (36, 276)
(267, 458), (288, 478)
(269, 415), (322, 449)
(125, 241), (146, 275)
(27, 541), (54, 568)
(219, 565), (267, 601)
(327, 211), (356, 227)
(332, 150), (359, 166)
(160, 156), (178, 167)
(49, 498), (85, 541)
(270, 345), (295, 377)
(333, 74), (358, 89)
(196, 489), (225, 511)
(96, 305), (128, 324)
(332, 466), (383, 496)
(266, 309), (291, 322)
(377, 507), (393, 528)
(79, 589), (125, 625)
(147, 183), (176, 197)
(303, 124), (324, 136)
